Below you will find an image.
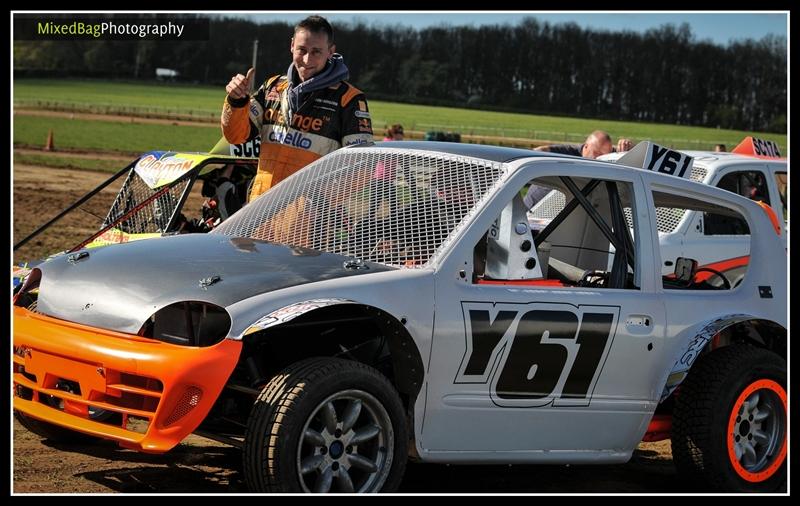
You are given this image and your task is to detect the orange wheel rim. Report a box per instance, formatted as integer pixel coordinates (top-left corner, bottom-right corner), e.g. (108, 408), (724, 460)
(726, 379), (786, 482)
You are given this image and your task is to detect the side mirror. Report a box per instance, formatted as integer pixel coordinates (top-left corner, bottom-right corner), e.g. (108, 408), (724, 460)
(674, 257), (698, 283)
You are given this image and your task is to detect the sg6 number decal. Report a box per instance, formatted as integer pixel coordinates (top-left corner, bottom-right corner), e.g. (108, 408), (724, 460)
(456, 302), (618, 408)
(231, 137), (261, 158)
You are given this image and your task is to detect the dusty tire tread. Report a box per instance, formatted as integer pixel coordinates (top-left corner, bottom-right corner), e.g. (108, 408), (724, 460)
(243, 357), (407, 492)
(671, 344), (785, 492)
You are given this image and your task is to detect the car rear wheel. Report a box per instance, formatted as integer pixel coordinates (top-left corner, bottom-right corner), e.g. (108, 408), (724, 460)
(671, 344), (786, 492)
(243, 357), (408, 493)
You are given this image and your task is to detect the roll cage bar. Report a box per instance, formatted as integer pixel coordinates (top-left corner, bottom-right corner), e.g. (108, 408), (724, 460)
(533, 176), (635, 289)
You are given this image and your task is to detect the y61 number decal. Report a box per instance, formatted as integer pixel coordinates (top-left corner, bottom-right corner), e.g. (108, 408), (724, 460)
(456, 302), (618, 408)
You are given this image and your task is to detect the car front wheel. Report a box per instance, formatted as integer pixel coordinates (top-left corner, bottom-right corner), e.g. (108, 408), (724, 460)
(243, 357), (408, 493)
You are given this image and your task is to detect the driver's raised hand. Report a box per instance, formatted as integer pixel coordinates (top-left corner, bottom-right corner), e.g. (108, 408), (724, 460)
(226, 68), (255, 100)
(617, 138), (634, 153)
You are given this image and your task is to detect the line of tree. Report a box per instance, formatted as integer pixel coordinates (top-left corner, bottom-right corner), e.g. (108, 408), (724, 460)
(13, 14), (787, 132)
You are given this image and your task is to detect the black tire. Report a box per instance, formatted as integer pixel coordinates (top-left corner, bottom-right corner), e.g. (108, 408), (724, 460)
(671, 344), (786, 492)
(243, 357), (408, 493)
(14, 410), (97, 443)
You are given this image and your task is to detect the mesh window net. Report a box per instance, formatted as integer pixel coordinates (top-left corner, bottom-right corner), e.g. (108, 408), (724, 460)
(103, 170), (192, 234)
(213, 148), (507, 267)
(14, 167), (192, 264)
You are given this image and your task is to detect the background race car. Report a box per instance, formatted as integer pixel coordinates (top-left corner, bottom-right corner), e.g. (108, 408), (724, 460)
(13, 149), (257, 288)
(529, 136), (786, 277)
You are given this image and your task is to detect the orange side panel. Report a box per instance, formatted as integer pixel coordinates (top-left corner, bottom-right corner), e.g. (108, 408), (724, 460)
(693, 255), (750, 283)
(13, 306), (242, 453)
(755, 200), (782, 236)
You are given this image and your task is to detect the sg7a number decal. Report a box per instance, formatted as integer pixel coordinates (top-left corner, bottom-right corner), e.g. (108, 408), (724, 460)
(456, 302), (618, 408)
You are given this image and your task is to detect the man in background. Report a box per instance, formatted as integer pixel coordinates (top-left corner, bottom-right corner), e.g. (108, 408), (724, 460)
(535, 130), (632, 159)
(525, 130), (632, 209)
(383, 124), (405, 141)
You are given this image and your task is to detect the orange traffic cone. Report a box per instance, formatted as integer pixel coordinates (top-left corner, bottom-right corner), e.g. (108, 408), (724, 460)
(44, 129), (54, 151)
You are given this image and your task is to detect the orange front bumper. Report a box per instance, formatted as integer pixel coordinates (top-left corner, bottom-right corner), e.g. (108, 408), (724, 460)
(13, 306), (242, 453)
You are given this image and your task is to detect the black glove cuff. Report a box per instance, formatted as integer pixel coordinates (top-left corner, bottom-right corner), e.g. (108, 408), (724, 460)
(226, 95), (249, 108)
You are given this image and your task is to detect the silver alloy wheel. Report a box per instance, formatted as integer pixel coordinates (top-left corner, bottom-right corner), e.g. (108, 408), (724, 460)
(731, 388), (785, 472)
(296, 389), (394, 493)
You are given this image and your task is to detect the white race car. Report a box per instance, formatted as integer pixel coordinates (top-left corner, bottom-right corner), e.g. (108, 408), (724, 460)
(14, 141), (786, 492)
(531, 136), (786, 277)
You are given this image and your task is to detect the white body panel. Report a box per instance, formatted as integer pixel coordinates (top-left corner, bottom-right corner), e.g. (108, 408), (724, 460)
(418, 161), (670, 462)
(409, 158), (784, 463)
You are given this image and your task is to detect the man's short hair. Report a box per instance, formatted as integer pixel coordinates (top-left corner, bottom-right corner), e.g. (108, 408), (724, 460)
(587, 130), (612, 145)
(295, 15), (334, 45)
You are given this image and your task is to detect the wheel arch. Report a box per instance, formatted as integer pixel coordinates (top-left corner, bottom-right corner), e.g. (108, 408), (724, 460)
(235, 300), (425, 411)
(659, 314), (786, 403)
(708, 318), (785, 358)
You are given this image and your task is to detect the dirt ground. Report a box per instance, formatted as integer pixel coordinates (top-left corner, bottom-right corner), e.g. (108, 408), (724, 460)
(13, 163), (205, 265)
(13, 163), (691, 494)
(13, 416), (685, 494)
(13, 164), (122, 264)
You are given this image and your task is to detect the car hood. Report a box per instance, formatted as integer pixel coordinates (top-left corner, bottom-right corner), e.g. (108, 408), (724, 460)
(33, 234), (393, 334)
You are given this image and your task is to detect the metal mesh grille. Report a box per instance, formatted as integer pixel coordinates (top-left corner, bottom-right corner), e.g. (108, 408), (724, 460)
(623, 208), (634, 229)
(654, 207), (691, 233)
(532, 164), (709, 234)
(644, 165), (708, 233)
(213, 148), (507, 267)
(103, 171), (191, 235)
(529, 190), (566, 221)
(613, 201), (690, 234)
(689, 165), (708, 183)
(163, 386), (202, 427)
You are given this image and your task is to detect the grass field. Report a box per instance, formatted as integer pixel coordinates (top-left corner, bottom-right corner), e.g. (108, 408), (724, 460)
(13, 114), (221, 154)
(14, 79), (787, 153)
(14, 152), (129, 173)
(14, 79), (223, 117)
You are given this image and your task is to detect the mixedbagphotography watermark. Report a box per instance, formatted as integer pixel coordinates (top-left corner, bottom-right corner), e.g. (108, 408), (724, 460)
(38, 20), (185, 38)
(14, 16), (210, 40)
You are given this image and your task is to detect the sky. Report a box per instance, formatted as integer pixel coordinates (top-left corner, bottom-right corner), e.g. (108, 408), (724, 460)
(228, 11), (787, 47)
